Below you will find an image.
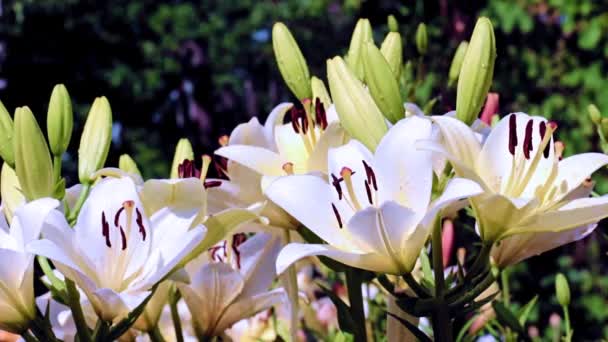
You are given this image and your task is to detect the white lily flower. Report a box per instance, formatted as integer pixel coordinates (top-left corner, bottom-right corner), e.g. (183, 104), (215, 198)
(265, 116), (483, 275)
(0, 198), (57, 333)
(178, 232), (286, 339)
(430, 113), (608, 259)
(28, 177), (206, 322)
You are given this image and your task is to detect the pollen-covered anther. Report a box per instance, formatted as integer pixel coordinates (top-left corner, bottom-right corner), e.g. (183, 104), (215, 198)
(554, 141), (565, 160)
(362, 160), (377, 190)
(101, 211), (111, 248)
(331, 173), (343, 200)
(315, 98), (328, 130)
(282, 162), (294, 175)
(203, 180), (222, 189)
(508, 114), (518, 155)
(331, 203), (343, 228)
(522, 119), (534, 159)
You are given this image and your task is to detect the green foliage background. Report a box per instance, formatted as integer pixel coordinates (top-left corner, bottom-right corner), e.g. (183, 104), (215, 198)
(1, 0), (608, 339)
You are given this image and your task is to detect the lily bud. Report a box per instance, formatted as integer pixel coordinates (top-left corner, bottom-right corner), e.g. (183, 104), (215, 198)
(47, 84), (73, 156)
(119, 154), (142, 177)
(456, 17), (496, 125)
(272, 22), (312, 100)
(555, 273), (570, 307)
(387, 15), (398, 32)
(14, 107), (54, 201)
(345, 18), (373, 81)
(327, 56), (388, 151)
(170, 138), (194, 179)
(380, 32), (403, 78)
(415, 23), (428, 55)
(1, 163), (25, 223)
(363, 42), (404, 123)
(448, 41), (468, 87)
(78, 97), (113, 184)
(601, 118), (608, 139)
(588, 104), (601, 124)
(311, 76), (332, 109)
(0, 100), (14, 168)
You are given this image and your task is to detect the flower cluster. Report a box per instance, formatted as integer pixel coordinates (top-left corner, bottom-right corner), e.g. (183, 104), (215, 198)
(0, 15), (605, 342)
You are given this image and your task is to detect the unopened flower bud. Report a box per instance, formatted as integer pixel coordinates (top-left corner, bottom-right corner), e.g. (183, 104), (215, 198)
(0, 101), (14, 168)
(78, 97), (112, 184)
(311, 76), (332, 109)
(588, 104), (602, 124)
(170, 138), (194, 179)
(448, 41), (468, 87)
(555, 273), (570, 307)
(380, 32), (403, 78)
(119, 154), (142, 177)
(456, 17), (496, 125)
(345, 18), (373, 81)
(327, 56), (388, 151)
(14, 107), (54, 200)
(272, 22), (312, 100)
(47, 84), (73, 156)
(601, 118), (608, 138)
(1, 163), (25, 223)
(415, 23), (428, 55)
(363, 42), (404, 123)
(387, 15), (398, 32)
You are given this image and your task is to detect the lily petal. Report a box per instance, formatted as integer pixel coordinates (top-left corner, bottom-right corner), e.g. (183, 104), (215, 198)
(215, 145), (286, 177)
(431, 115), (482, 171)
(215, 288), (286, 335)
(553, 153), (608, 202)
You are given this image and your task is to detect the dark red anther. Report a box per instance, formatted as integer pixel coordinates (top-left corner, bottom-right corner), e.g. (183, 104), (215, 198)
(114, 206), (125, 227)
(204, 180), (222, 189)
(290, 107), (300, 133)
(364, 181), (373, 205)
(213, 157), (228, 180)
(539, 121), (551, 158)
(362, 160), (377, 191)
(508, 114), (518, 155)
(522, 119), (534, 159)
(331, 174), (343, 200)
(315, 98), (328, 130)
(178, 159), (201, 179)
(231, 233), (247, 269)
(102, 211), (111, 248)
(299, 108), (309, 134)
(135, 208), (146, 241)
(331, 203), (343, 228)
(118, 226), (127, 250)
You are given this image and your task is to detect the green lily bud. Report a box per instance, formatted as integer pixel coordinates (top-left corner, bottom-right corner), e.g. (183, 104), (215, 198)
(380, 32), (403, 79)
(345, 18), (373, 81)
(415, 23), (428, 55)
(448, 41), (469, 87)
(555, 273), (570, 307)
(588, 104), (602, 124)
(0, 100), (14, 168)
(600, 118), (608, 138)
(456, 17), (496, 125)
(387, 15), (398, 32)
(311, 76), (332, 109)
(14, 107), (54, 201)
(170, 138), (194, 179)
(363, 42), (404, 124)
(1, 163), (25, 224)
(119, 154), (142, 177)
(47, 84), (73, 156)
(272, 22), (312, 100)
(78, 97), (112, 184)
(327, 56), (388, 151)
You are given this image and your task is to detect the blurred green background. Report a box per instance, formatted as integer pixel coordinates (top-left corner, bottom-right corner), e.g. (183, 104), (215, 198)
(2, 0), (608, 339)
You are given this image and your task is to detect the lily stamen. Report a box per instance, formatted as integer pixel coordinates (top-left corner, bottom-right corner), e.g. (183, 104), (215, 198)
(341, 167), (362, 210)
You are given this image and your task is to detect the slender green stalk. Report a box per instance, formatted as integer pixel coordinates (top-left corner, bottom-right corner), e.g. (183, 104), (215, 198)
(466, 241), (493, 278)
(149, 325), (167, 342)
(563, 305), (572, 342)
(37, 256), (66, 301)
(169, 288), (184, 342)
(65, 278), (91, 342)
(52, 155), (62, 183)
(345, 268), (366, 342)
(29, 315), (59, 342)
(501, 268), (510, 306)
(68, 183), (91, 224)
(91, 320), (110, 342)
(282, 229), (300, 342)
(431, 218), (452, 342)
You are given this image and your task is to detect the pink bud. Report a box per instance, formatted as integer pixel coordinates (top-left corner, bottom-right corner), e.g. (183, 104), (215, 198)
(442, 219), (455, 268)
(480, 92), (499, 125)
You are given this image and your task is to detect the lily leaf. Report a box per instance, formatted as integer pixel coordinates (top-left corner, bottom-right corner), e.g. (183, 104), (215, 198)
(318, 283), (355, 334)
(517, 295), (538, 326)
(492, 301), (525, 334)
(386, 311), (432, 342)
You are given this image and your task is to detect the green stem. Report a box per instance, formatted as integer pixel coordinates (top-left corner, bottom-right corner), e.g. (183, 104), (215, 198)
(431, 218), (452, 342)
(345, 268), (366, 342)
(52, 155), (62, 183)
(91, 320), (110, 342)
(501, 268), (510, 306)
(169, 288), (184, 342)
(68, 183), (91, 224)
(149, 325), (167, 342)
(466, 241), (493, 279)
(22, 331), (39, 342)
(65, 278), (91, 342)
(29, 316), (58, 342)
(37, 256), (66, 300)
(563, 305), (572, 342)
(402, 272), (431, 298)
(282, 229), (300, 342)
